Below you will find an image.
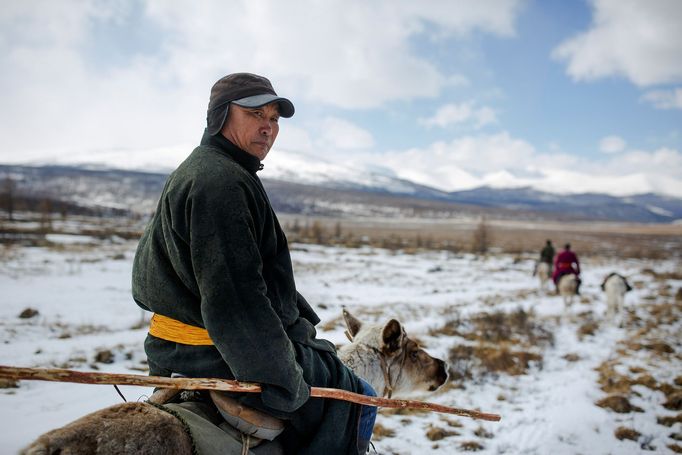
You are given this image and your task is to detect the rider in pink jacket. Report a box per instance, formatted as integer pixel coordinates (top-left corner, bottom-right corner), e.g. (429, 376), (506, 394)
(552, 243), (581, 291)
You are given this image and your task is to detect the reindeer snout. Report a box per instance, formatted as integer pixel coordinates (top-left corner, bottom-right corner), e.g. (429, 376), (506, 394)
(429, 359), (449, 391)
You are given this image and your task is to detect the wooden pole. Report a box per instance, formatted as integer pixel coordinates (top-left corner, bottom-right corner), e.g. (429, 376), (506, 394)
(310, 387), (501, 421)
(0, 365), (501, 422)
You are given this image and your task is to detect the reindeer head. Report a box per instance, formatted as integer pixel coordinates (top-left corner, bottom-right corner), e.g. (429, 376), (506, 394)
(342, 309), (448, 397)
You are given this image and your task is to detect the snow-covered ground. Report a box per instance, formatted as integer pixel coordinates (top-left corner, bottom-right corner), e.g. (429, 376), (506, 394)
(1, 235), (681, 454)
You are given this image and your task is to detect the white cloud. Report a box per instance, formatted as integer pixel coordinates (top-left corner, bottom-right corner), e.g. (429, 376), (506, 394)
(474, 106), (498, 128)
(420, 104), (472, 128)
(275, 124), (315, 155)
(552, 0), (682, 86)
(641, 88), (682, 110)
(614, 147), (682, 175)
(397, 0), (523, 37)
(446, 74), (471, 88)
(365, 134), (682, 197)
(419, 102), (498, 129)
(144, 0), (523, 109)
(315, 117), (375, 151)
(0, 1), (208, 161)
(599, 135), (626, 154)
(375, 132), (540, 190)
(0, 0), (523, 162)
(532, 168), (682, 197)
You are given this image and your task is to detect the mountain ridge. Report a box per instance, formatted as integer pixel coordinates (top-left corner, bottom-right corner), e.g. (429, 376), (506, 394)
(1, 163), (681, 223)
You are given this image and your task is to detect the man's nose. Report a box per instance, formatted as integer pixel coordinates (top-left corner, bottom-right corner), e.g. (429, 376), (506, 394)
(259, 120), (273, 135)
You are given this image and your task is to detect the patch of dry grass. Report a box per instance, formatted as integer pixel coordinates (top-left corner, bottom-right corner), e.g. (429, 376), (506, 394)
(459, 440), (485, 451)
(669, 444), (682, 453)
(371, 423), (395, 440)
(279, 213), (682, 260)
(438, 309), (552, 381)
(439, 417), (463, 428)
(642, 269), (682, 281)
(448, 342), (543, 380)
(577, 321), (599, 339)
(595, 361), (636, 395)
(614, 426), (641, 441)
(479, 347), (542, 376)
(595, 395), (644, 413)
(657, 414), (682, 427)
(664, 392), (682, 411)
(473, 426), (494, 439)
(633, 374), (658, 389)
(433, 309), (554, 347)
(0, 378), (19, 389)
(425, 425), (460, 441)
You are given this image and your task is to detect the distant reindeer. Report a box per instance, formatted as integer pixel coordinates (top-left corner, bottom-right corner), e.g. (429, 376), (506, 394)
(535, 262), (550, 292)
(601, 273), (632, 327)
(558, 273), (579, 307)
(21, 311), (448, 455)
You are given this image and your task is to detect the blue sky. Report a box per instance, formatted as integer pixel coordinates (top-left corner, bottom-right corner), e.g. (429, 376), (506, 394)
(1, 0), (681, 197)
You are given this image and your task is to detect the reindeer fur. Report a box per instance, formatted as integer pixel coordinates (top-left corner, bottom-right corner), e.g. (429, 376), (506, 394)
(558, 273), (578, 307)
(602, 273), (632, 326)
(536, 262), (550, 292)
(22, 402), (193, 455)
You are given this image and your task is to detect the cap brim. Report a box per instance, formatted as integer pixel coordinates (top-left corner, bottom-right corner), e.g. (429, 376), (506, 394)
(232, 94), (295, 118)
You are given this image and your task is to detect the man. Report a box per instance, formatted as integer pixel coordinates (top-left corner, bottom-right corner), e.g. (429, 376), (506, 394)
(539, 239), (555, 275)
(132, 73), (375, 454)
(552, 243), (581, 293)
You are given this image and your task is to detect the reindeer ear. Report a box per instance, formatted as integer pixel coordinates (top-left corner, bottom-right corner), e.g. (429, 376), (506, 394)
(624, 277), (632, 292)
(382, 319), (404, 354)
(343, 309), (362, 339)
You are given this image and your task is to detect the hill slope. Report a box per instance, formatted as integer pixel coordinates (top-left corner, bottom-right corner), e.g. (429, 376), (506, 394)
(1, 163), (681, 223)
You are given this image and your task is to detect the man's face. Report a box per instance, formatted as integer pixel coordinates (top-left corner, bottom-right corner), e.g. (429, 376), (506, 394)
(220, 103), (280, 160)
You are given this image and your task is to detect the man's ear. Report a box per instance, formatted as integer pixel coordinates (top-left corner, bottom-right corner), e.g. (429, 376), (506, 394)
(343, 309), (362, 341)
(382, 319), (404, 354)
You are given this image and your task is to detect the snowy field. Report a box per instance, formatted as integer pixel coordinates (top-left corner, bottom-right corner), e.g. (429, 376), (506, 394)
(1, 233), (681, 454)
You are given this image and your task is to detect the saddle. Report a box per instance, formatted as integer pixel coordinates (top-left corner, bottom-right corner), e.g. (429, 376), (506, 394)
(209, 391), (285, 442)
(149, 388), (286, 455)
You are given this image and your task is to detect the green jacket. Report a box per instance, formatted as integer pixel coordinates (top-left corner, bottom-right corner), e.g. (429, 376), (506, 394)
(132, 131), (363, 454)
(540, 244), (555, 264)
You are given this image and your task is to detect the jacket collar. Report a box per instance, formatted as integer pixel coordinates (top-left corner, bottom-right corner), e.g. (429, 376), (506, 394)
(200, 129), (263, 174)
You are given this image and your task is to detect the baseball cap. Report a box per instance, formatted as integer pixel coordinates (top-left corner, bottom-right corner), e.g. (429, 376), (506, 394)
(206, 73), (295, 135)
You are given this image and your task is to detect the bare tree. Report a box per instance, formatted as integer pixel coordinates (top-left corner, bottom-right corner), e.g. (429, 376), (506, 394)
(2, 176), (15, 221)
(472, 216), (489, 254)
(39, 198), (53, 233)
(311, 220), (324, 244)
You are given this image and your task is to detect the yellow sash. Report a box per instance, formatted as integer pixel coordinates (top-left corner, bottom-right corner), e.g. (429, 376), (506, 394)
(149, 313), (214, 346)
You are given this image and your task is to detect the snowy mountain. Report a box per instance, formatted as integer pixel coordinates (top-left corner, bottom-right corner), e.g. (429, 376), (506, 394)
(1, 162), (681, 223)
(446, 186), (682, 223)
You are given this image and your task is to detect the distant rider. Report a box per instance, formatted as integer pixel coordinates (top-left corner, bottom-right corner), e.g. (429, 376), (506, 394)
(552, 243), (581, 293)
(538, 239), (555, 275)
